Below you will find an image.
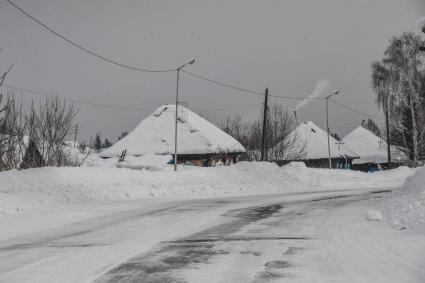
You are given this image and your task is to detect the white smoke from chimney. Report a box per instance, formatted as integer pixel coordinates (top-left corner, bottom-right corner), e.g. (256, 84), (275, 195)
(418, 17), (425, 32)
(295, 80), (330, 111)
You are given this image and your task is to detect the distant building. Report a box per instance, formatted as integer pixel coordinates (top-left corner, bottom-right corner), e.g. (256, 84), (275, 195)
(343, 126), (407, 171)
(100, 105), (246, 166)
(273, 121), (359, 168)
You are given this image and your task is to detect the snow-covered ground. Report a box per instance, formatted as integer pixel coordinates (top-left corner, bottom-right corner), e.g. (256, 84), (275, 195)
(0, 162), (415, 215)
(0, 162), (423, 282)
(1, 190), (424, 283)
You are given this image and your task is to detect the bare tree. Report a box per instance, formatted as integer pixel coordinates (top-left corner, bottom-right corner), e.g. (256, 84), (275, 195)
(26, 96), (78, 167)
(222, 103), (305, 162)
(0, 92), (25, 170)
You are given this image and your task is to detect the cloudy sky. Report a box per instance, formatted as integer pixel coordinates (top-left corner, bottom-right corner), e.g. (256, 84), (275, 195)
(1, 0), (424, 143)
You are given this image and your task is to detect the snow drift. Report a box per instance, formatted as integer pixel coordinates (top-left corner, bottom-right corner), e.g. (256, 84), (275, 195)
(381, 166), (425, 231)
(0, 162), (414, 215)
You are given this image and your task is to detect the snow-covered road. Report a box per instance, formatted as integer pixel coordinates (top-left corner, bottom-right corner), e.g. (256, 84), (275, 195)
(1, 189), (424, 283)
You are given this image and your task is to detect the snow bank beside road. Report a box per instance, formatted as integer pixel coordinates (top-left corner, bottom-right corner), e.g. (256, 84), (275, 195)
(381, 166), (425, 231)
(0, 162), (415, 215)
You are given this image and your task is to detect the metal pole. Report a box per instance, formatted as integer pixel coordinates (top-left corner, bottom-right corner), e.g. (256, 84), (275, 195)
(326, 96), (332, 169)
(385, 96), (391, 168)
(260, 88), (269, 161)
(174, 68), (180, 171)
(73, 124), (78, 148)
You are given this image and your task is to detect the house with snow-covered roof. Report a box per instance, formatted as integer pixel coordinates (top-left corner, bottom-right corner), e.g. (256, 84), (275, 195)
(343, 126), (407, 171)
(272, 121), (359, 168)
(100, 105), (246, 166)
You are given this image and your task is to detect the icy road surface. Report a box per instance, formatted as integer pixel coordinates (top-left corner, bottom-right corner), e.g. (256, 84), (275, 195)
(1, 189), (424, 283)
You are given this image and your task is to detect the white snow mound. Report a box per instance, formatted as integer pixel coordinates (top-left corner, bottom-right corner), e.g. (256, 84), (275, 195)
(366, 209), (383, 221)
(0, 162), (415, 215)
(381, 166), (425, 230)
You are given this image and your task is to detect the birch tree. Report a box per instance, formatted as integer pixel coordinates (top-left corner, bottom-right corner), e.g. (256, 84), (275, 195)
(371, 32), (424, 166)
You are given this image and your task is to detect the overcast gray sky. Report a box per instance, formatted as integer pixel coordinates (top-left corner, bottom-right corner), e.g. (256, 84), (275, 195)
(1, 0), (424, 142)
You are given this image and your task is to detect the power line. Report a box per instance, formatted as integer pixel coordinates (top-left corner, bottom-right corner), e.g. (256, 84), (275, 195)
(198, 103), (261, 112)
(270, 94), (323, 100)
(1, 84), (260, 113)
(1, 84), (154, 112)
(329, 98), (384, 120)
(181, 70), (264, 96)
(182, 70), (326, 101)
(6, 0), (176, 73)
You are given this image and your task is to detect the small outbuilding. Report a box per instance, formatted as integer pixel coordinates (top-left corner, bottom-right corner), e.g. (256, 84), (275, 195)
(100, 105), (246, 166)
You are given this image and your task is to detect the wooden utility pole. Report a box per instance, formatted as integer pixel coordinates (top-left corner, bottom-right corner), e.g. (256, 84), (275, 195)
(385, 97), (391, 168)
(260, 88), (269, 161)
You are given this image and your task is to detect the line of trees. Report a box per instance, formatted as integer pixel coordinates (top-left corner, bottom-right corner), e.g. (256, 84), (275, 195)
(371, 32), (425, 166)
(221, 103), (306, 161)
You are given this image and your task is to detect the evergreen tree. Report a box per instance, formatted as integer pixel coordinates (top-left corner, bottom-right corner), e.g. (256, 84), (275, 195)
(118, 131), (128, 140)
(102, 138), (112, 148)
(94, 133), (102, 151)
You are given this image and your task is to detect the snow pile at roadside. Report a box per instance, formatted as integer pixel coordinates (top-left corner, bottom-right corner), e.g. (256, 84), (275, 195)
(0, 162), (415, 215)
(281, 162), (413, 190)
(381, 166), (425, 231)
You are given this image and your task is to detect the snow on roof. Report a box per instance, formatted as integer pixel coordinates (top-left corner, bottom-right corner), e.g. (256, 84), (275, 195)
(100, 105), (246, 157)
(280, 121), (358, 160)
(343, 126), (406, 164)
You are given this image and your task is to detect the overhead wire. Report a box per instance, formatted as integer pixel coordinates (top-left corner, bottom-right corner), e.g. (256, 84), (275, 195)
(182, 70), (327, 100)
(1, 84), (155, 112)
(197, 103), (261, 112)
(1, 84), (263, 114)
(329, 98), (384, 120)
(181, 70), (264, 96)
(5, 0), (177, 73)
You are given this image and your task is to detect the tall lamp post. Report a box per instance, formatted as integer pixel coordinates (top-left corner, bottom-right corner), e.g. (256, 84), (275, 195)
(325, 90), (341, 169)
(174, 59), (196, 171)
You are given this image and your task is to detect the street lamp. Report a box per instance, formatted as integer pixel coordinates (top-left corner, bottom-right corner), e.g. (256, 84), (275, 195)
(325, 89), (340, 169)
(174, 59), (196, 171)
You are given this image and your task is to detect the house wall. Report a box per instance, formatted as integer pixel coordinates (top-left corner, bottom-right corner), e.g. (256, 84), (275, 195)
(176, 153), (240, 167)
(273, 158), (354, 169)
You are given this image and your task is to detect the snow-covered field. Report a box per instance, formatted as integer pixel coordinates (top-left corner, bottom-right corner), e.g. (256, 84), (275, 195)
(0, 162), (414, 215)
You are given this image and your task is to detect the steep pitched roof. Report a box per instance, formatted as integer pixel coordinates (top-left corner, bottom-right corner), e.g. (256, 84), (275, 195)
(343, 126), (406, 164)
(278, 121), (358, 160)
(100, 105), (246, 157)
